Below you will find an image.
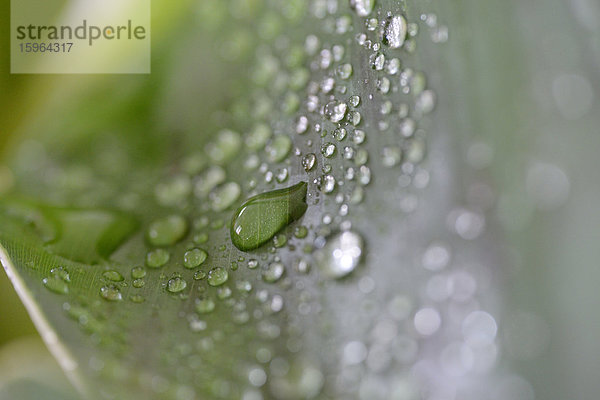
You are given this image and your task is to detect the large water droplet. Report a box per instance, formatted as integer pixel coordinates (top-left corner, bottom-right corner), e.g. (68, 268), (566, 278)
(315, 231), (364, 279)
(230, 182), (308, 251)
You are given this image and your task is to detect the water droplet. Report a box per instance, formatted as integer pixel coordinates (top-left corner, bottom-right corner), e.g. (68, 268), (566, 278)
(382, 146), (402, 167)
(302, 153), (317, 172)
(100, 285), (122, 301)
(193, 270), (206, 280)
(321, 143), (337, 158)
(414, 307), (441, 335)
(230, 182), (308, 251)
(276, 168), (289, 183)
(370, 53), (385, 70)
(247, 259), (259, 269)
(415, 89), (436, 115)
(349, 95), (361, 108)
(266, 135), (292, 163)
(295, 116), (309, 134)
(246, 123), (272, 151)
(130, 294), (145, 303)
(320, 175), (336, 194)
(324, 101), (347, 123)
(210, 182), (241, 212)
(183, 248), (208, 269)
(132, 278), (145, 288)
(194, 166), (226, 198)
(42, 276), (69, 295)
(350, 0), (375, 17)
(273, 234), (287, 248)
(384, 15), (408, 48)
(146, 248), (170, 268)
(206, 130), (242, 164)
(102, 270), (124, 282)
(131, 266), (146, 279)
(315, 231), (364, 279)
(207, 267), (228, 286)
(166, 276), (187, 293)
(294, 226), (308, 239)
(154, 175), (192, 207)
(147, 215), (188, 247)
(399, 118), (416, 137)
(262, 262), (285, 283)
(336, 63), (353, 80)
(195, 297), (215, 314)
(353, 129), (366, 144)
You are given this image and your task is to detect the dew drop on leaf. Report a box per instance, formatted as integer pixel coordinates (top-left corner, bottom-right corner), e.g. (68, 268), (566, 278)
(315, 231), (364, 279)
(42, 276), (69, 295)
(100, 285), (122, 301)
(146, 215), (188, 247)
(167, 277), (187, 293)
(146, 248), (170, 268)
(102, 270), (124, 282)
(207, 267), (228, 287)
(183, 248), (208, 269)
(384, 15), (408, 49)
(262, 262), (285, 283)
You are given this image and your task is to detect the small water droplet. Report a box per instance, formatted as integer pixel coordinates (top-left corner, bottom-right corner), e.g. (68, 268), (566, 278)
(132, 278), (145, 288)
(262, 262), (285, 283)
(146, 248), (170, 268)
(247, 259), (259, 269)
(100, 285), (122, 301)
(315, 231), (364, 279)
(43, 276), (69, 295)
(294, 226), (308, 239)
(167, 277), (188, 293)
(102, 270), (124, 282)
(131, 266), (146, 279)
(130, 294), (145, 303)
(273, 234), (287, 248)
(195, 297), (216, 314)
(324, 101), (347, 123)
(210, 182), (241, 212)
(266, 135), (292, 163)
(320, 175), (336, 194)
(321, 143), (337, 158)
(193, 270), (206, 280)
(350, 0), (375, 17)
(336, 63), (353, 80)
(147, 215), (188, 247)
(302, 153), (317, 172)
(384, 15), (408, 48)
(208, 267), (229, 287)
(230, 182), (308, 251)
(183, 248), (208, 269)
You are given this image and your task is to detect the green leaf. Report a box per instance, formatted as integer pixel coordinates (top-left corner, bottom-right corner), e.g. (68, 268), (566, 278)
(3, 0), (599, 399)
